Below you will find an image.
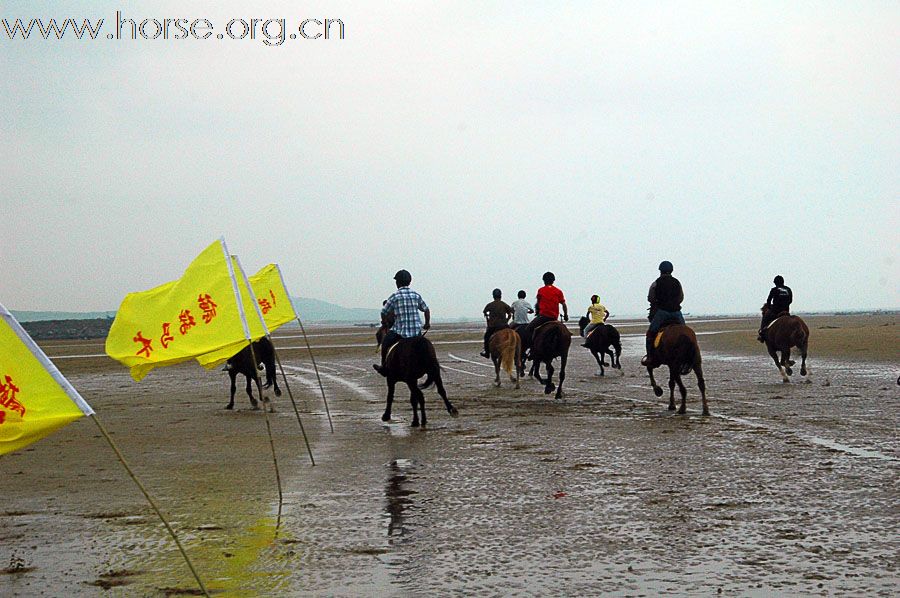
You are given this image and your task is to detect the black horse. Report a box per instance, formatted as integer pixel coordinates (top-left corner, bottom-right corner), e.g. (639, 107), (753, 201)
(224, 337), (281, 411)
(577, 316), (622, 376)
(376, 327), (458, 427)
(527, 321), (571, 399)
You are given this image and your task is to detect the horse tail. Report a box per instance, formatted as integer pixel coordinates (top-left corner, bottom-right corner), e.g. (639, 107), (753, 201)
(417, 337), (441, 389)
(674, 334), (697, 376)
(500, 333), (517, 377)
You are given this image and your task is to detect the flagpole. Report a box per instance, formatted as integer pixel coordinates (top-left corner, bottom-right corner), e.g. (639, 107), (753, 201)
(90, 414), (210, 597)
(274, 265), (334, 433)
(234, 258), (316, 465)
(224, 243), (284, 536)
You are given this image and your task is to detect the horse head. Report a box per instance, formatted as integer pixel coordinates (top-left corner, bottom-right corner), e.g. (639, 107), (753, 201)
(578, 316), (589, 334)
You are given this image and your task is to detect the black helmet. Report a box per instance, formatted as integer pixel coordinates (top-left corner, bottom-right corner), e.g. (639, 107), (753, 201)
(393, 269), (412, 286)
(542, 271), (555, 284)
(658, 260), (674, 273)
(773, 275), (784, 286)
(492, 288), (502, 299)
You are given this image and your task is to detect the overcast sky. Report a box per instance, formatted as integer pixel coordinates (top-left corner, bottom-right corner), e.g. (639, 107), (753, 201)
(1, 1), (897, 319)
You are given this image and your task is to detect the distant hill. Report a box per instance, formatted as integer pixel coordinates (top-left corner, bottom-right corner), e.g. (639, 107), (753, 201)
(11, 297), (380, 325)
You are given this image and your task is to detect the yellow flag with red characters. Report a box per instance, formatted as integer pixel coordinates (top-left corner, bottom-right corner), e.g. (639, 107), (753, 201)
(105, 239), (259, 381)
(249, 264), (298, 332)
(0, 302), (94, 456)
(194, 261), (297, 370)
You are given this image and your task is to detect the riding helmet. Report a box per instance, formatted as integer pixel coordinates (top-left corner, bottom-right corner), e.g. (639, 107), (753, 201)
(773, 275), (784, 285)
(658, 260), (674, 273)
(542, 271), (555, 284)
(492, 288), (502, 299)
(393, 269), (412, 286)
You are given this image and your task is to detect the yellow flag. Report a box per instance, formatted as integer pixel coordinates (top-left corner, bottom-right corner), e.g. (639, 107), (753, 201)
(194, 256), (275, 370)
(0, 303), (94, 456)
(249, 264), (298, 332)
(105, 239), (255, 381)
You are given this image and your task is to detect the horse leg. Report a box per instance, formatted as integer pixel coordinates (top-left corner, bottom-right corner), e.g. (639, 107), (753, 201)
(544, 361), (556, 395)
(769, 345), (789, 383)
(648, 366), (663, 397)
(555, 353), (567, 400)
(533, 360), (545, 384)
(433, 371), (458, 417)
(246, 375), (259, 410)
(667, 368), (677, 411)
(800, 342), (809, 377)
(226, 371), (237, 410)
(695, 362), (709, 416)
(676, 373), (688, 415)
(382, 378), (396, 422)
(592, 350), (605, 376)
(408, 381), (423, 427)
(492, 355), (501, 387)
(783, 347), (793, 375)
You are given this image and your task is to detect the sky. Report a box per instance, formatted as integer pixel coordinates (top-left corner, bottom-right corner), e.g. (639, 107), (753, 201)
(1, 1), (898, 319)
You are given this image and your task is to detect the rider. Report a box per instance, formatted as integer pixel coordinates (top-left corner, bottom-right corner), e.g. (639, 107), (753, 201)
(509, 290), (534, 330)
(758, 275), (793, 342)
(581, 294), (609, 339)
(373, 269), (430, 376)
(480, 288), (513, 358)
(520, 272), (568, 356)
(641, 261), (685, 367)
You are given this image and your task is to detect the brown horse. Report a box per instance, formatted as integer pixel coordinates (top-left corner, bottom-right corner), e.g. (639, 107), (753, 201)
(528, 321), (571, 399)
(578, 316), (622, 376)
(760, 305), (810, 383)
(489, 328), (521, 389)
(376, 326), (458, 426)
(646, 324), (709, 415)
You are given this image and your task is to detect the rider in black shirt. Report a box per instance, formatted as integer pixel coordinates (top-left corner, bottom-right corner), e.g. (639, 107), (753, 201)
(758, 275), (793, 342)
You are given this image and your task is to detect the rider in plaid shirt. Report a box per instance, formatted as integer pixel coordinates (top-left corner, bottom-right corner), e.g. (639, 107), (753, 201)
(374, 269), (431, 375)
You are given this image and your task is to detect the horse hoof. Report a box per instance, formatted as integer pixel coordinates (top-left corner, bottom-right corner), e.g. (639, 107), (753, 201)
(678, 408), (686, 415)
(448, 407), (459, 417)
(411, 421), (420, 428)
(788, 360), (796, 366)
(251, 405), (261, 411)
(381, 413), (391, 422)
(654, 387), (664, 397)
(225, 405), (234, 410)
(785, 367), (793, 376)
(800, 368), (808, 377)
(275, 389), (282, 397)
(702, 410), (711, 416)
(668, 405), (676, 411)
(544, 384), (556, 395)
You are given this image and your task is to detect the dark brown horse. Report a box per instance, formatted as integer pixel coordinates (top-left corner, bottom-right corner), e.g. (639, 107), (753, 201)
(489, 328), (521, 389)
(577, 316), (622, 376)
(528, 321), (571, 399)
(223, 337), (281, 411)
(646, 324), (709, 415)
(760, 305), (810, 383)
(376, 326), (458, 426)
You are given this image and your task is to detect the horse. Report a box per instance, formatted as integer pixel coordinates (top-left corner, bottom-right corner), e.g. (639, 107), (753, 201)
(489, 328), (521, 389)
(645, 324), (709, 415)
(577, 316), (622, 376)
(528, 321), (571, 399)
(376, 326), (458, 427)
(223, 337), (281, 411)
(760, 304), (810, 383)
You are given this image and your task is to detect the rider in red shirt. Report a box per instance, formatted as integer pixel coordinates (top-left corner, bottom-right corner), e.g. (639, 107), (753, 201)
(519, 271), (568, 355)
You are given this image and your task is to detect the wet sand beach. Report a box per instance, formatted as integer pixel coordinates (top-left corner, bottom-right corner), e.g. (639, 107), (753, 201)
(1, 314), (898, 596)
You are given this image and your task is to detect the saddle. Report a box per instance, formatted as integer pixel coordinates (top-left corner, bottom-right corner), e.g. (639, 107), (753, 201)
(584, 324), (605, 342)
(765, 312), (789, 330)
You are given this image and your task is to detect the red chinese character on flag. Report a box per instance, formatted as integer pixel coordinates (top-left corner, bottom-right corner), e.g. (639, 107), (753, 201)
(198, 294), (217, 323)
(269, 289), (277, 306)
(133, 331), (153, 357)
(0, 375), (25, 417)
(160, 322), (174, 349)
(258, 297), (272, 314)
(178, 309), (196, 335)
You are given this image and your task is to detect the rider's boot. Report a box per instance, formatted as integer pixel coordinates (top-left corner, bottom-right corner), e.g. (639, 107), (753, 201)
(640, 331), (655, 367)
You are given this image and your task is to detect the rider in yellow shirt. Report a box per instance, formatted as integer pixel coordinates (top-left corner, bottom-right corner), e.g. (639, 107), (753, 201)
(582, 295), (608, 338)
